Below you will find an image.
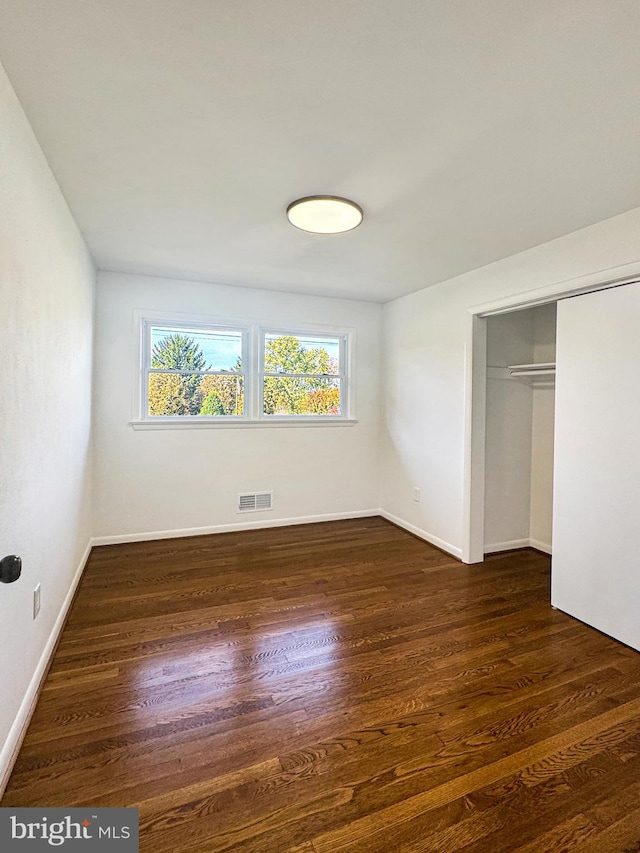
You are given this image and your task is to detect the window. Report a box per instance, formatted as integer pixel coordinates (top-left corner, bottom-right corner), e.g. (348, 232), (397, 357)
(137, 317), (351, 425)
(142, 321), (247, 419)
(261, 331), (346, 417)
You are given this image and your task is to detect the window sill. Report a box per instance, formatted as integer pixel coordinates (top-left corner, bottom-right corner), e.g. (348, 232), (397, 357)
(130, 418), (358, 431)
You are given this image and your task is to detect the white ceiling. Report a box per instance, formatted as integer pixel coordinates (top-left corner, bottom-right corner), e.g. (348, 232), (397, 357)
(1, 1), (640, 302)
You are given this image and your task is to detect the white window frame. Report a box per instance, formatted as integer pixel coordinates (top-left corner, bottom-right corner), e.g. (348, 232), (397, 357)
(259, 327), (348, 421)
(132, 313), (356, 429)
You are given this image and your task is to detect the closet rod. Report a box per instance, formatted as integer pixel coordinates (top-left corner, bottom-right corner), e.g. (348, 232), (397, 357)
(509, 368), (556, 377)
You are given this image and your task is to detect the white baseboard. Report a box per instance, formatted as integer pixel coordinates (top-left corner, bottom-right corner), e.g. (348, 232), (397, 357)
(485, 537), (552, 555)
(484, 538), (531, 553)
(90, 509), (381, 546)
(529, 538), (552, 555)
(379, 510), (462, 560)
(0, 540), (93, 800)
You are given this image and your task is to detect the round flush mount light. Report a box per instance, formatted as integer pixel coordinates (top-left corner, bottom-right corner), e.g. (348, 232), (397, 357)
(286, 196), (363, 234)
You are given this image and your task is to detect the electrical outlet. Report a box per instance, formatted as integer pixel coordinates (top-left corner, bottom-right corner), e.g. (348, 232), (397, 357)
(413, 486), (421, 502)
(33, 584), (41, 620)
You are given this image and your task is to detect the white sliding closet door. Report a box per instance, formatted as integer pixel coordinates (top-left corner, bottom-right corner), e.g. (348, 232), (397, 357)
(552, 282), (640, 651)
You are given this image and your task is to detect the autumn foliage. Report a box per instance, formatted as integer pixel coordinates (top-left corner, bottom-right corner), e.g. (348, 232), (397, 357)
(148, 333), (340, 416)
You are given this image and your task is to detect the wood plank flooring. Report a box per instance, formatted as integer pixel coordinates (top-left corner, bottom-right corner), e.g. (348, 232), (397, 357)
(3, 517), (640, 852)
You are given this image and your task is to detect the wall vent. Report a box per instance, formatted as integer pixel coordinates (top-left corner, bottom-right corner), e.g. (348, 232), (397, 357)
(237, 492), (273, 513)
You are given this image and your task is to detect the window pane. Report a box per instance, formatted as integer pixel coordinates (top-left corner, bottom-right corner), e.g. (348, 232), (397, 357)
(264, 333), (340, 375)
(198, 374), (244, 416)
(263, 377), (341, 416)
(151, 326), (243, 372)
(149, 373), (244, 416)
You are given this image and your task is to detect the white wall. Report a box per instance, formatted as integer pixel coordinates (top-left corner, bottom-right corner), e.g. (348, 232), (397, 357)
(93, 272), (381, 540)
(532, 302), (557, 364)
(381, 205), (640, 557)
(529, 385), (555, 551)
(0, 61), (95, 787)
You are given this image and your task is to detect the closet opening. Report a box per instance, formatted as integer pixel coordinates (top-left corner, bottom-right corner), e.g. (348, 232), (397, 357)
(483, 303), (556, 557)
(464, 270), (640, 567)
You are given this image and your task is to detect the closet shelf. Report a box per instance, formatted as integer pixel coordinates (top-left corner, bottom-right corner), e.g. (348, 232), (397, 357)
(507, 362), (555, 378)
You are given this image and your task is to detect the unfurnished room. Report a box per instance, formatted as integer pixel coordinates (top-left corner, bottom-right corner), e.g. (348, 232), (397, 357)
(1, 2), (640, 851)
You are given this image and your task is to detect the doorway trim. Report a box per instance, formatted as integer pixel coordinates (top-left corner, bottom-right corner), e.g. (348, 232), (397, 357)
(461, 263), (640, 564)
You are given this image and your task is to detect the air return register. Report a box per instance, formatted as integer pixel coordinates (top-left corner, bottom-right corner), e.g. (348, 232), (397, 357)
(237, 492), (273, 513)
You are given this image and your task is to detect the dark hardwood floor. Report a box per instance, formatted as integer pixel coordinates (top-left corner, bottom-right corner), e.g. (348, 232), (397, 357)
(3, 517), (640, 852)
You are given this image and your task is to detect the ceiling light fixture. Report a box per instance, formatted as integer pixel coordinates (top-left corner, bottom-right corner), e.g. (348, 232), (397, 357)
(286, 196), (363, 234)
